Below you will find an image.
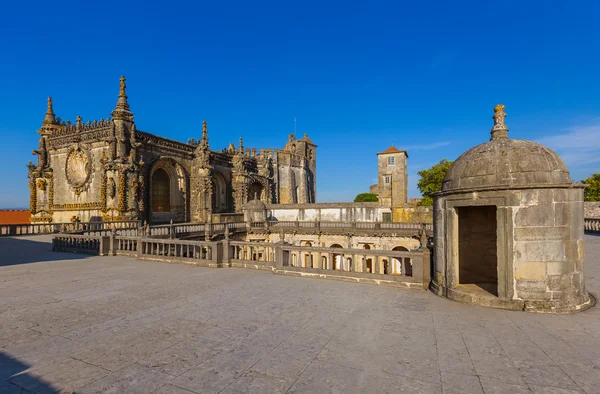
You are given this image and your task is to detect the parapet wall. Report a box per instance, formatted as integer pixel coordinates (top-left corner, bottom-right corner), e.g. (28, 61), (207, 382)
(267, 203), (432, 223)
(393, 206), (433, 223)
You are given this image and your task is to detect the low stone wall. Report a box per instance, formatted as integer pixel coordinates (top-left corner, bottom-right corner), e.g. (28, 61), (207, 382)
(584, 202), (600, 218)
(392, 206), (433, 223)
(1, 220), (140, 237)
(268, 202), (380, 222)
(212, 213), (245, 223)
(267, 202), (432, 223)
(50, 233), (432, 289)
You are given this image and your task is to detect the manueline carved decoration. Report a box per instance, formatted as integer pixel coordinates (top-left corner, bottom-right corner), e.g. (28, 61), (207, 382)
(29, 180), (36, 214)
(118, 172), (126, 212)
(48, 175), (54, 215)
(107, 177), (116, 198)
(65, 147), (91, 194)
(138, 173), (146, 212)
(130, 177), (139, 211)
(100, 172), (108, 213)
(52, 202), (102, 211)
(31, 216), (53, 223)
(36, 178), (47, 191)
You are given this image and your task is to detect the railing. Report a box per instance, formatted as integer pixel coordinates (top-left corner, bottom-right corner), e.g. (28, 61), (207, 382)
(585, 218), (600, 234)
(83, 228), (141, 237)
(52, 234), (109, 255)
(255, 220), (433, 234)
(137, 238), (219, 266)
(51, 232), (431, 288)
(114, 235), (140, 256)
(275, 244), (430, 289)
(1, 220), (141, 237)
(227, 240), (277, 269)
(148, 222), (247, 237)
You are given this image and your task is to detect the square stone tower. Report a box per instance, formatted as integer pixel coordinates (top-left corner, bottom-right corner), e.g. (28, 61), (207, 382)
(371, 145), (408, 207)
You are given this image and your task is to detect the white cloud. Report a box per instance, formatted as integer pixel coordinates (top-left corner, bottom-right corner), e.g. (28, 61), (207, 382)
(537, 124), (600, 168)
(403, 141), (452, 151)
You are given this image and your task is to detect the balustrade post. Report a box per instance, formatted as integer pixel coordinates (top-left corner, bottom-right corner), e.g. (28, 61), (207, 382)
(417, 243), (431, 289)
(275, 244), (284, 268)
(212, 241), (222, 267)
(222, 238), (230, 267)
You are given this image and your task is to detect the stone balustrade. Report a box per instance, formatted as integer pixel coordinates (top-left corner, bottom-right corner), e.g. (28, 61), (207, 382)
(4, 218), (432, 240)
(137, 238), (219, 266)
(276, 244), (430, 289)
(0, 220), (141, 237)
(585, 218), (600, 233)
(149, 222), (247, 238)
(52, 234), (110, 255)
(114, 235), (140, 256)
(252, 220), (433, 236)
(52, 232), (431, 289)
(227, 240), (277, 270)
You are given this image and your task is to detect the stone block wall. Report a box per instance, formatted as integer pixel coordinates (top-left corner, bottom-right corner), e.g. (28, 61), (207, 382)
(268, 203), (380, 222)
(268, 203), (432, 223)
(584, 201), (600, 218)
(433, 186), (588, 311)
(512, 188), (586, 307)
(392, 206), (433, 223)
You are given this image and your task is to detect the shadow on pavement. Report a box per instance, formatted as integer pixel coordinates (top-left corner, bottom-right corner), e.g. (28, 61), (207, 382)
(0, 236), (92, 267)
(0, 351), (59, 393)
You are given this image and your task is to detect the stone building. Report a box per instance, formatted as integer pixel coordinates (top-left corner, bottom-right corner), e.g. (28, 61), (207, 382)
(430, 105), (591, 312)
(27, 77), (317, 224)
(370, 145), (409, 210)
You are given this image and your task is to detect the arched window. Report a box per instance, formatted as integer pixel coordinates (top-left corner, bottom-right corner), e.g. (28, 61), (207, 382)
(152, 169), (170, 212)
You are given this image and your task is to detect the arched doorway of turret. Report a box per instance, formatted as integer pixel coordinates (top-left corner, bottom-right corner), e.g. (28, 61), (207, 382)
(149, 158), (188, 224)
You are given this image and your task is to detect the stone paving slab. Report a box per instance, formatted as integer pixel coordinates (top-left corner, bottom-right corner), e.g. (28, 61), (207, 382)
(0, 234), (599, 393)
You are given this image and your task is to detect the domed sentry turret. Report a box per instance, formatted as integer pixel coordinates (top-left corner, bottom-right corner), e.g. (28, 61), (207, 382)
(430, 105), (591, 313)
(243, 198), (268, 223)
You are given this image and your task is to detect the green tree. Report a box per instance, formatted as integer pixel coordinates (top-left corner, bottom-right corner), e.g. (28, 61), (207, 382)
(417, 159), (453, 206)
(354, 193), (379, 202)
(582, 173), (600, 201)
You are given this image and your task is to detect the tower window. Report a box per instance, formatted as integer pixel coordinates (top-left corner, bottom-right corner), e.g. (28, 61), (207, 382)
(388, 157), (395, 165)
(384, 176), (390, 184)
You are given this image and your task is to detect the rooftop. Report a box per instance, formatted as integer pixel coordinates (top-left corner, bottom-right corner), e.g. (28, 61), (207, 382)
(377, 144), (408, 156)
(1, 234), (600, 393)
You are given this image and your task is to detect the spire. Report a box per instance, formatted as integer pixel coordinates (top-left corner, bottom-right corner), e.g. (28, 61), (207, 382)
(200, 120), (209, 148)
(112, 75), (133, 120)
(119, 76), (127, 96)
(491, 104), (509, 140)
(238, 137), (244, 153)
(42, 97), (57, 125)
(116, 76), (129, 110)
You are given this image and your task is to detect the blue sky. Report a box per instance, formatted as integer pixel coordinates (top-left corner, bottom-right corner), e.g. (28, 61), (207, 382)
(1, 0), (599, 208)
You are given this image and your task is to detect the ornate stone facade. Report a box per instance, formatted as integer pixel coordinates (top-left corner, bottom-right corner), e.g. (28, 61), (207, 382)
(28, 77), (317, 224)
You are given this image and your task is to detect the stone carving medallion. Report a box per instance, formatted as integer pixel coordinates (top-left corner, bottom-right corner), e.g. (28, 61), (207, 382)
(66, 148), (91, 191)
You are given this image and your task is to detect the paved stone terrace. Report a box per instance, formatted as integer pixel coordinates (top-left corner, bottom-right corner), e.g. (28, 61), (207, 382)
(1, 235), (600, 394)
